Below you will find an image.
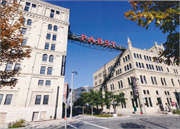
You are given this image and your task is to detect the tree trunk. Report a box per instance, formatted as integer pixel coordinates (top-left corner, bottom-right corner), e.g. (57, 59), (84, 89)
(91, 106), (93, 116)
(83, 107), (84, 115)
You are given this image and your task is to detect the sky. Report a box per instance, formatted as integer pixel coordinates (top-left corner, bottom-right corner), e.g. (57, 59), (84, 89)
(45, 0), (168, 89)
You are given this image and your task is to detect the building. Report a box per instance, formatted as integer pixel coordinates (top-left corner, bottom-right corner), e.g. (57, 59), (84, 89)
(93, 38), (180, 114)
(0, 0), (69, 123)
(73, 86), (93, 103)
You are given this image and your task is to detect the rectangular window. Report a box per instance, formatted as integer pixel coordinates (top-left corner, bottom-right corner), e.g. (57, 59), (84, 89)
(171, 79), (175, 86)
(46, 33), (51, 40)
(38, 80), (44, 85)
(149, 97), (153, 107)
(35, 95), (41, 105)
(147, 90), (150, 94)
(164, 91), (167, 95)
(45, 80), (51, 86)
(167, 91), (170, 95)
(44, 43), (49, 49)
(143, 76), (147, 84)
(145, 97), (149, 107)
(24, 2), (30, 11)
(51, 44), (55, 50)
(156, 90), (159, 95)
(47, 67), (52, 75)
(5, 63), (12, 71)
(143, 90), (146, 94)
(52, 35), (56, 41)
(40, 66), (46, 74)
(21, 28), (27, 35)
(163, 78), (167, 85)
(167, 98), (170, 105)
(130, 91), (132, 96)
(50, 9), (54, 18)
(131, 99), (135, 108)
(22, 39), (27, 46)
(14, 63), (21, 72)
(56, 11), (60, 14)
(169, 98), (172, 106)
(4, 94), (13, 105)
(0, 94), (4, 105)
(32, 4), (36, 8)
(43, 95), (49, 105)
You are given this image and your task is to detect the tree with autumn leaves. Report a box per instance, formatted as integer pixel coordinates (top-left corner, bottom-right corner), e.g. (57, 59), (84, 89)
(124, 1), (179, 65)
(0, 0), (31, 87)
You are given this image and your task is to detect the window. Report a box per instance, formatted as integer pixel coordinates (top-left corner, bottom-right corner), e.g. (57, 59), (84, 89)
(43, 95), (49, 105)
(1, 0), (7, 5)
(131, 99), (135, 108)
(49, 55), (54, 62)
(50, 9), (54, 18)
(125, 56), (127, 61)
(169, 98), (172, 106)
(21, 28), (27, 35)
(154, 77), (157, 85)
(167, 91), (170, 95)
(4, 94), (13, 105)
(144, 55), (146, 60)
(118, 81), (120, 88)
(151, 77), (154, 84)
(124, 66), (126, 71)
(151, 65), (154, 70)
(123, 58), (125, 62)
(147, 90), (149, 94)
(5, 63), (12, 71)
(56, 11), (60, 14)
(178, 80), (180, 85)
(145, 97), (149, 107)
(134, 53), (136, 58)
(14, 63), (21, 71)
(128, 78), (131, 85)
(127, 55), (130, 60)
(38, 80), (44, 85)
(149, 57), (151, 61)
(130, 92), (132, 96)
(142, 63), (144, 68)
(139, 54), (142, 59)
(0, 94), (4, 105)
(24, 2), (30, 11)
(164, 91), (167, 95)
(44, 43), (49, 49)
(139, 63), (141, 68)
(149, 97), (153, 107)
(161, 67), (163, 71)
(46, 33), (51, 39)
(54, 25), (57, 31)
(27, 19), (32, 25)
(163, 78), (167, 85)
(161, 78), (164, 85)
(48, 24), (52, 30)
(147, 56), (149, 61)
(146, 64), (149, 69)
(32, 4), (36, 8)
(156, 66), (158, 71)
(143, 90), (146, 94)
(42, 54), (47, 61)
(137, 54), (139, 58)
(52, 35), (56, 41)
(136, 62), (138, 67)
(45, 80), (51, 86)
(171, 79), (175, 86)
(140, 75), (143, 83)
(167, 98), (170, 105)
(143, 76), (147, 84)
(47, 67), (52, 75)
(35, 95), (41, 105)
(120, 81), (123, 88)
(127, 65), (129, 70)
(129, 63), (132, 69)
(149, 64), (151, 69)
(40, 66), (46, 74)
(22, 39), (27, 46)
(156, 91), (159, 95)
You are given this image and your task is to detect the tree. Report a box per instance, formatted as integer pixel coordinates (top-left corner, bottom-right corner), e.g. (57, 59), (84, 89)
(114, 92), (127, 113)
(0, 0), (31, 87)
(124, 1), (179, 65)
(80, 92), (89, 115)
(94, 90), (103, 111)
(104, 90), (113, 110)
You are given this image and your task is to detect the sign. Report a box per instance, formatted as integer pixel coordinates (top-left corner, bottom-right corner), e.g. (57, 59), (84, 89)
(61, 55), (66, 76)
(81, 34), (116, 47)
(172, 102), (175, 106)
(64, 82), (69, 103)
(131, 76), (139, 97)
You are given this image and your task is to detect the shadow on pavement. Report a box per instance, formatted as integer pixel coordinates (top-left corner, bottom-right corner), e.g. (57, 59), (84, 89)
(120, 122), (146, 128)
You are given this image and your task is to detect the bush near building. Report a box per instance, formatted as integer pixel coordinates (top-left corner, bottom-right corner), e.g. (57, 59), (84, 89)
(8, 119), (25, 128)
(172, 109), (180, 115)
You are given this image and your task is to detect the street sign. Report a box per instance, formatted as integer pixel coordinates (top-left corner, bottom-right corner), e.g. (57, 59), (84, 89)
(172, 102), (175, 106)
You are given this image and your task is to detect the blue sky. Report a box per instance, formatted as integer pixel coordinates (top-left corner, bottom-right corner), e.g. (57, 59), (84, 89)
(45, 1), (168, 89)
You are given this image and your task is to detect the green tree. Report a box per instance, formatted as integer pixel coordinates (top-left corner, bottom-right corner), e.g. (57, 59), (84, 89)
(0, 0), (31, 87)
(124, 1), (179, 65)
(114, 92), (127, 113)
(94, 90), (103, 111)
(104, 90), (113, 110)
(80, 92), (90, 115)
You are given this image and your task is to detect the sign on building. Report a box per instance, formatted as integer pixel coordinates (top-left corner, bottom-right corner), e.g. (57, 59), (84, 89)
(61, 55), (66, 76)
(131, 76), (139, 97)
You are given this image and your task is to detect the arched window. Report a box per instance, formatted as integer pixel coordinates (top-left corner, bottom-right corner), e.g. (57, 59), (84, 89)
(128, 78), (131, 85)
(127, 55), (130, 60)
(139, 54), (142, 59)
(42, 54), (47, 61)
(123, 58), (125, 62)
(48, 24), (52, 30)
(139, 63), (141, 68)
(125, 56), (127, 61)
(134, 53), (136, 58)
(151, 65), (154, 70)
(49, 55), (54, 62)
(151, 77), (154, 84)
(144, 55), (146, 60)
(140, 75), (143, 83)
(149, 64), (151, 69)
(118, 81), (121, 88)
(27, 19), (32, 25)
(146, 64), (149, 69)
(120, 69), (122, 73)
(149, 57), (151, 61)
(54, 25), (57, 31)
(154, 77), (157, 85)
(129, 63), (132, 69)
(121, 81), (123, 88)
(137, 54), (139, 58)
(127, 65), (129, 70)
(142, 63), (144, 68)
(136, 62), (138, 67)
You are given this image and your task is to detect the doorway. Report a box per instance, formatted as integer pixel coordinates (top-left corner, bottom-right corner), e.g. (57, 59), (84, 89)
(157, 98), (164, 111)
(32, 112), (39, 121)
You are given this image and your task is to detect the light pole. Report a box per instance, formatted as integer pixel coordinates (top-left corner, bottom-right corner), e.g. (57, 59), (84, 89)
(70, 70), (78, 120)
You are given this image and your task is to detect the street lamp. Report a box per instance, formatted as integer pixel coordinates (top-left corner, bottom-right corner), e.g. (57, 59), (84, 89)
(70, 70), (78, 120)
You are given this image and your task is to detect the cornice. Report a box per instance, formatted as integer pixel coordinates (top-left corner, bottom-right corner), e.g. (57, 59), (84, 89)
(22, 11), (70, 26)
(24, 0), (70, 14)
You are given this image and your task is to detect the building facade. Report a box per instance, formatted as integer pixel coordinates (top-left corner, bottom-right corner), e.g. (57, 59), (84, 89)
(73, 86), (93, 103)
(93, 38), (180, 114)
(0, 0), (69, 123)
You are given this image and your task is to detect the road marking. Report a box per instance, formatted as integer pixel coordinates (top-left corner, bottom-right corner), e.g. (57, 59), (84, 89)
(69, 124), (78, 129)
(83, 121), (110, 129)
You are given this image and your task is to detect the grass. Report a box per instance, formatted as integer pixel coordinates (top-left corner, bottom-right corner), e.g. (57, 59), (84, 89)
(8, 119), (25, 128)
(172, 109), (180, 115)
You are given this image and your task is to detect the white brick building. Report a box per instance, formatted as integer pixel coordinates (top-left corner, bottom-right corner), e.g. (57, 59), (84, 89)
(0, 0), (69, 123)
(93, 38), (180, 114)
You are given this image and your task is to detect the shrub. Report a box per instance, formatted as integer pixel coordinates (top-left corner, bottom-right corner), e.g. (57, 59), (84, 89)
(8, 119), (25, 128)
(172, 109), (180, 115)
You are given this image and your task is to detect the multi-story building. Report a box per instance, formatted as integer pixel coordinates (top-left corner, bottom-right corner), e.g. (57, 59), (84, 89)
(93, 38), (180, 114)
(73, 86), (93, 103)
(0, 0), (69, 123)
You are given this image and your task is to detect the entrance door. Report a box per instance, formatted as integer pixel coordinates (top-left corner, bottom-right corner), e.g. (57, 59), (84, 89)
(157, 98), (164, 111)
(32, 112), (39, 121)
